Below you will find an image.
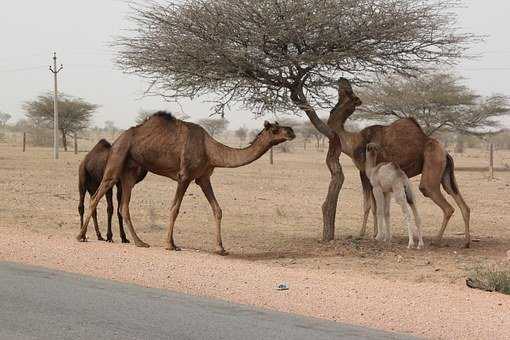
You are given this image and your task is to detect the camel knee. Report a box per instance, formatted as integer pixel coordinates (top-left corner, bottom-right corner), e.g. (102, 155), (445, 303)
(78, 204), (84, 216)
(444, 205), (454, 219)
(214, 206), (222, 220)
(419, 185), (430, 198)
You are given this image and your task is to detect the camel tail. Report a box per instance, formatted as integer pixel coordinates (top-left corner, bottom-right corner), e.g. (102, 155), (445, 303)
(442, 154), (459, 195)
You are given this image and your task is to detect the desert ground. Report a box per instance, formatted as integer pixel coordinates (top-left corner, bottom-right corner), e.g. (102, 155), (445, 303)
(1, 139), (510, 339)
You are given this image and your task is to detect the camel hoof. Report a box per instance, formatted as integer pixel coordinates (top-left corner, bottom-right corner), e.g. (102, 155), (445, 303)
(463, 242), (471, 249)
(106, 239), (114, 243)
(166, 245), (181, 251)
(135, 241), (150, 248)
(215, 248), (229, 256)
(121, 238), (130, 244)
(97, 236), (105, 241)
(77, 236), (87, 242)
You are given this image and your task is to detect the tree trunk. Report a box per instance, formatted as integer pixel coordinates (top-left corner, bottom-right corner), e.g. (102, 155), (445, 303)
(290, 82), (344, 242)
(22, 132), (26, 152)
(74, 133), (78, 155)
(61, 130), (68, 152)
(269, 147), (274, 165)
(322, 134), (344, 241)
(455, 135), (464, 154)
(489, 142), (494, 180)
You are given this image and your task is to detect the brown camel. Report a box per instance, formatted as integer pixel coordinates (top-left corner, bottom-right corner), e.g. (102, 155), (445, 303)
(78, 139), (147, 242)
(77, 112), (295, 255)
(328, 79), (471, 247)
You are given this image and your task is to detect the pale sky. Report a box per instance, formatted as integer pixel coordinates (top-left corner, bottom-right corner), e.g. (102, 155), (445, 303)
(1, 0), (510, 130)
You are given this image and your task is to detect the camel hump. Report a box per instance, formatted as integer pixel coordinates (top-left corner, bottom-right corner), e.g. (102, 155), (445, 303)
(151, 111), (175, 121)
(97, 139), (112, 148)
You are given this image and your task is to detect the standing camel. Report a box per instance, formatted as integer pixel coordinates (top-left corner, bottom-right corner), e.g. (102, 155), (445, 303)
(365, 143), (424, 249)
(77, 112), (295, 255)
(78, 139), (147, 242)
(328, 79), (470, 247)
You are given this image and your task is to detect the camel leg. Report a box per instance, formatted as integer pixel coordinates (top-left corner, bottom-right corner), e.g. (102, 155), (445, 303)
(420, 140), (454, 246)
(105, 189), (114, 242)
(441, 156), (471, 248)
(408, 201), (424, 249)
(116, 184), (129, 243)
(373, 187), (386, 242)
(359, 171), (378, 238)
(165, 179), (191, 252)
(119, 173), (149, 248)
(92, 209), (104, 241)
(383, 193), (392, 243)
(197, 177), (227, 256)
(394, 186), (414, 248)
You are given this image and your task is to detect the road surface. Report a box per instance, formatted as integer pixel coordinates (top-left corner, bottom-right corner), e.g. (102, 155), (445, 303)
(0, 262), (416, 339)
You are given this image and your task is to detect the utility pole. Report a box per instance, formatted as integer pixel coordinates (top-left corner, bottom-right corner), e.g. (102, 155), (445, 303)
(49, 52), (63, 160)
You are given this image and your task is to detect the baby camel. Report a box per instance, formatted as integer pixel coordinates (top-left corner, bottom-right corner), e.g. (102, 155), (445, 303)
(77, 112), (295, 255)
(365, 143), (424, 249)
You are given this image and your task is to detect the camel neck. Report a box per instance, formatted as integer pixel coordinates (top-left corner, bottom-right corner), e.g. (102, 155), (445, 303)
(207, 136), (272, 168)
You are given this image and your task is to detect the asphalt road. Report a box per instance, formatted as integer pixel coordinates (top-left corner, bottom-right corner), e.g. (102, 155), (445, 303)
(0, 262), (417, 340)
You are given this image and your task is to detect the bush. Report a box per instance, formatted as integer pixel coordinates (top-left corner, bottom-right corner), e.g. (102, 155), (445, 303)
(466, 266), (510, 295)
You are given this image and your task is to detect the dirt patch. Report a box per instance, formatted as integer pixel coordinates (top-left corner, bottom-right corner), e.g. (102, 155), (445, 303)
(1, 143), (510, 338)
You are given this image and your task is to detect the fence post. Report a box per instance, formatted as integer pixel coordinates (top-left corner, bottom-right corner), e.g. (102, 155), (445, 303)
(22, 132), (26, 152)
(74, 133), (78, 155)
(489, 142), (494, 180)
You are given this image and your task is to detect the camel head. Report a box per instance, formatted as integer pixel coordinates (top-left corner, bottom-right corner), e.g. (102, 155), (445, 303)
(330, 78), (362, 118)
(365, 142), (382, 161)
(254, 121), (295, 146)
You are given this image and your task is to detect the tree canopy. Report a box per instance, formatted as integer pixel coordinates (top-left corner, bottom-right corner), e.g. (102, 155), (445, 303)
(0, 112), (11, 127)
(357, 73), (509, 136)
(23, 93), (97, 150)
(115, 0), (475, 139)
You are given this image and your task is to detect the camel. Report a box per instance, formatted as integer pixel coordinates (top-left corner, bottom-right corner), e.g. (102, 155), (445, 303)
(365, 143), (424, 249)
(78, 139), (147, 242)
(76, 112), (295, 255)
(328, 78), (471, 248)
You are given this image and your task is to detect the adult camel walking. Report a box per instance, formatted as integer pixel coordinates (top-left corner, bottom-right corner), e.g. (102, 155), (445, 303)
(77, 112), (295, 255)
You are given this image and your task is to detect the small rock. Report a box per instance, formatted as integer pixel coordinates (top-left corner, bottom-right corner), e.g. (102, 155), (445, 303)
(276, 283), (289, 291)
(396, 255), (404, 263)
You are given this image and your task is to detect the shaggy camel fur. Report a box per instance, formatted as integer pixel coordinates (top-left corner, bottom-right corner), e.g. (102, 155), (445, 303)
(77, 112), (295, 255)
(78, 139), (147, 242)
(328, 78), (471, 247)
(365, 143), (424, 249)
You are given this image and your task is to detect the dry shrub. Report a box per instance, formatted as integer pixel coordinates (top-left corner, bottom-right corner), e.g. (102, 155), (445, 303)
(466, 266), (510, 295)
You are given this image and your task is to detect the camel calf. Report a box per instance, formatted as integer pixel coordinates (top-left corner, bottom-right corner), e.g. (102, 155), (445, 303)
(365, 143), (424, 249)
(78, 139), (147, 242)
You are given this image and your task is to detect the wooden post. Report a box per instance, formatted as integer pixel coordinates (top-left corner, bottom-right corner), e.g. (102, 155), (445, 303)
(488, 142), (494, 179)
(22, 132), (26, 152)
(269, 147), (274, 165)
(74, 133), (78, 155)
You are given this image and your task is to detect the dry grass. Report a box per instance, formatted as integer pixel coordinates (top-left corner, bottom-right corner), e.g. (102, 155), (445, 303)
(1, 142), (510, 286)
(467, 266), (510, 295)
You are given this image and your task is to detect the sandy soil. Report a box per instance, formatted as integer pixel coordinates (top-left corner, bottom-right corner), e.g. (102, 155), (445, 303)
(1, 142), (510, 339)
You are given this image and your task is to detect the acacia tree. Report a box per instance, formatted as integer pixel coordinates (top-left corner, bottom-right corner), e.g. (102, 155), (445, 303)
(24, 94), (97, 151)
(115, 0), (474, 240)
(197, 118), (229, 137)
(358, 73), (509, 136)
(0, 112), (11, 127)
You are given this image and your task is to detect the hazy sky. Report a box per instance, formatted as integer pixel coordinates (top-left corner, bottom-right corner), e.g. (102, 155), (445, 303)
(1, 0), (510, 130)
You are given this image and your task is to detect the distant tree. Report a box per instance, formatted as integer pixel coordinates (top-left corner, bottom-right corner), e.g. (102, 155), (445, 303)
(104, 120), (117, 131)
(299, 121), (325, 150)
(23, 93), (97, 151)
(358, 73), (510, 136)
(234, 126), (248, 145)
(0, 112), (11, 127)
(198, 118), (229, 137)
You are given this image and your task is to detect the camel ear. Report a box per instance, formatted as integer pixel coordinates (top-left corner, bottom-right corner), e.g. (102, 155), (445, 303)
(264, 121), (271, 129)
